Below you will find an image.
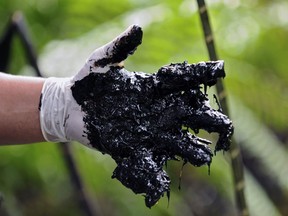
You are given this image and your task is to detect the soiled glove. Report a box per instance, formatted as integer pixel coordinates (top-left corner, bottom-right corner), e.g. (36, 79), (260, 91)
(39, 25), (233, 208)
(40, 25), (142, 145)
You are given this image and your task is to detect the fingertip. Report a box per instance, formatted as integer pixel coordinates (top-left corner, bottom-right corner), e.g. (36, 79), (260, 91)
(215, 60), (224, 71)
(106, 24), (143, 64)
(127, 24), (142, 35)
(84, 24), (143, 73)
(123, 24), (143, 51)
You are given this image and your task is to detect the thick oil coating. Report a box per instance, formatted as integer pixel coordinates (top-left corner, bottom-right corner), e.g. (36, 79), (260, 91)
(92, 25), (143, 68)
(71, 61), (233, 207)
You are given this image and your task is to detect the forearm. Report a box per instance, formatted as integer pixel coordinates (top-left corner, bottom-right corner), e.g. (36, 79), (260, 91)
(0, 72), (46, 145)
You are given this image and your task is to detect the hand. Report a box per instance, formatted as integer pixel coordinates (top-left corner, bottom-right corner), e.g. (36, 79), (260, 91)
(40, 25), (233, 208)
(40, 25), (143, 146)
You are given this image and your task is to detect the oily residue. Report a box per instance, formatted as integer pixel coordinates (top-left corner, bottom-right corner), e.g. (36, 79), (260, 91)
(71, 61), (233, 208)
(92, 25), (143, 68)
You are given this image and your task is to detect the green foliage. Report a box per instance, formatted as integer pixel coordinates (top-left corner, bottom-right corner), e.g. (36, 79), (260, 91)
(0, 0), (287, 215)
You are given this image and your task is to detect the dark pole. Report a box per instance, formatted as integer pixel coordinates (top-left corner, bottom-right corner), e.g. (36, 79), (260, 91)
(196, 1), (249, 215)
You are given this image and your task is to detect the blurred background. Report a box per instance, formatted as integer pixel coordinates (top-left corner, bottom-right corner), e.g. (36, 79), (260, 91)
(0, 0), (287, 215)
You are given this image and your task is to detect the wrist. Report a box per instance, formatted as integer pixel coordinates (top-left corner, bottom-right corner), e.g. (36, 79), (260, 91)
(39, 77), (72, 142)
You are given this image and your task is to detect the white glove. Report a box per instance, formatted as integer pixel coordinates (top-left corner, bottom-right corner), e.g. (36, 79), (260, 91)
(39, 25), (143, 147)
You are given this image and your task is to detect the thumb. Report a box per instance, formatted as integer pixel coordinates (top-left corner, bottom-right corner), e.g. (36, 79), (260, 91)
(74, 25), (143, 81)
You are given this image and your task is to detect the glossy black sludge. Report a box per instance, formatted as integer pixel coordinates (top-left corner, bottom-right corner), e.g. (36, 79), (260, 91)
(71, 61), (233, 208)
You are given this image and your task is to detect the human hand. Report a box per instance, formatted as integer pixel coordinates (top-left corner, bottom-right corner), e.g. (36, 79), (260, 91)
(40, 25), (233, 207)
(40, 25), (143, 145)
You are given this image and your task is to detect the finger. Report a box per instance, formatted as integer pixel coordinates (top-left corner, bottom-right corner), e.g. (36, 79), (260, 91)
(112, 149), (170, 208)
(184, 104), (233, 152)
(158, 130), (213, 167)
(74, 25), (142, 81)
(90, 24), (143, 67)
(175, 131), (213, 167)
(156, 60), (225, 94)
(88, 25), (143, 70)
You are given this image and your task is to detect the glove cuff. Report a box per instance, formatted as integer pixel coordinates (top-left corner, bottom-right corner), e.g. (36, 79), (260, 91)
(39, 77), (72, 142)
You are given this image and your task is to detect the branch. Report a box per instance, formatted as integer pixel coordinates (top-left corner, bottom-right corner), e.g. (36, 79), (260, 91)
(241, 145), (288, 215)
(196, 1), (249, 215)
(60, 143), (99, 216)
(0, 15), (15, 71)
